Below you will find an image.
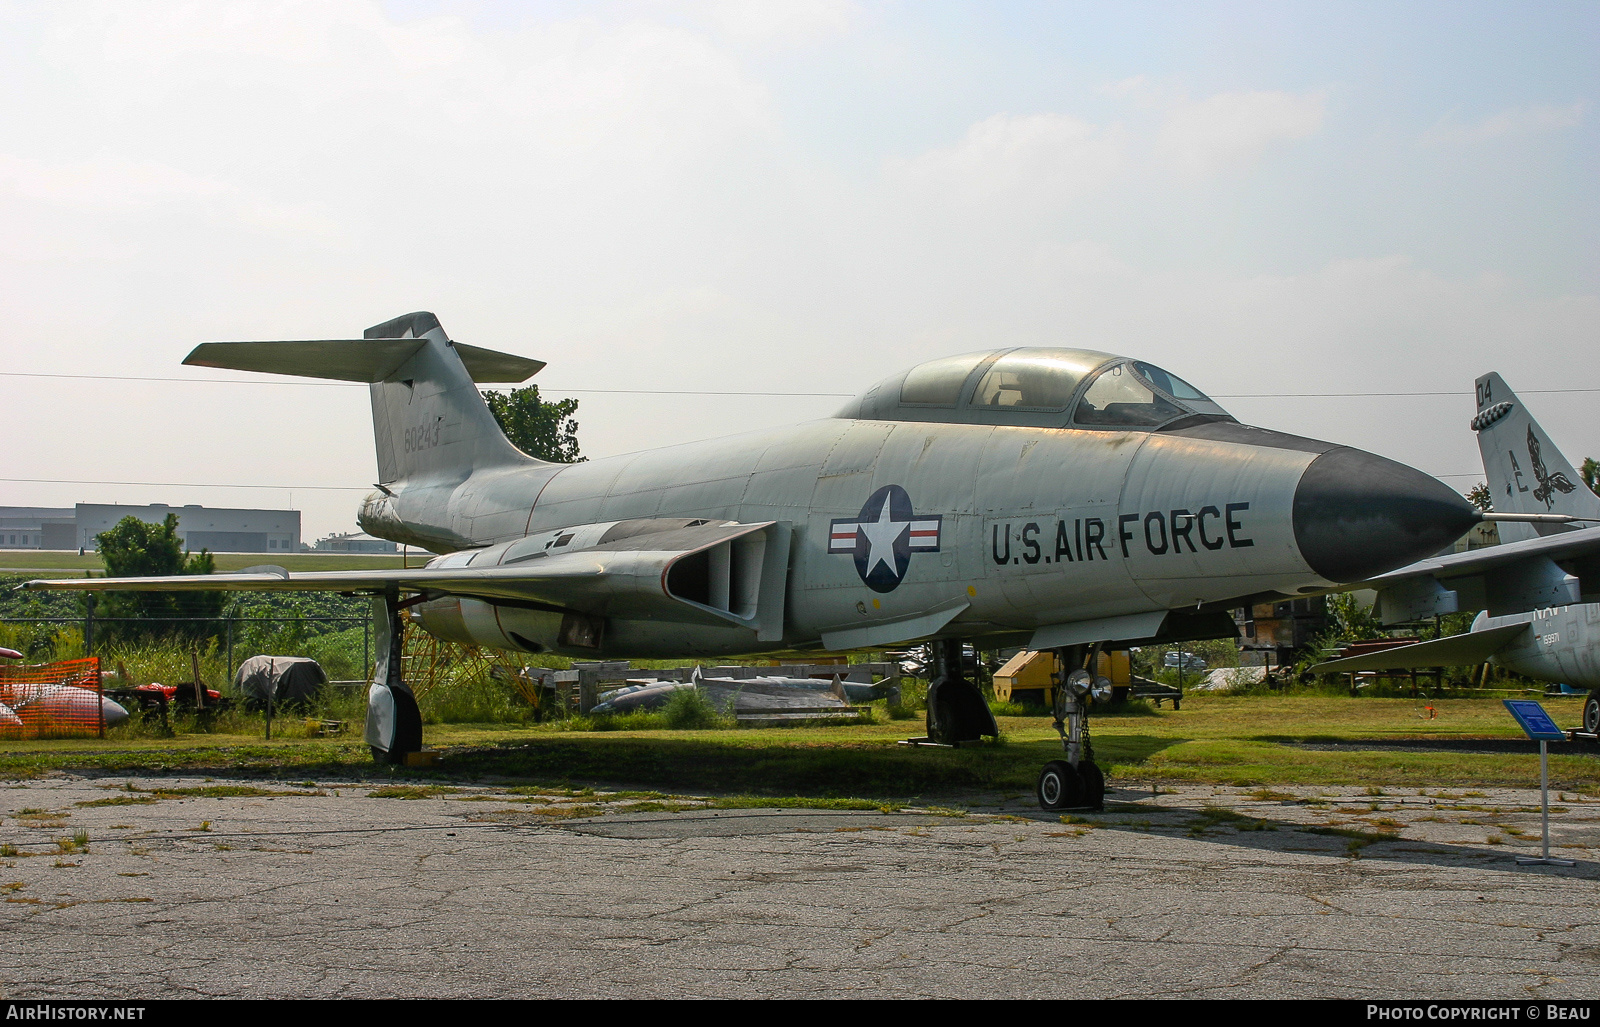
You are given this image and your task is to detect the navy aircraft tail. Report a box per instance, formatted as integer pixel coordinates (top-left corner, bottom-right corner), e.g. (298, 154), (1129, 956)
(184, 311), (547, 487)
(1471, 372), (1600, 541)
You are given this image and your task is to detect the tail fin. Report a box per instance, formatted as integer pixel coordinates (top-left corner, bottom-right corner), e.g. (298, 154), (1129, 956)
(185, 311), (546, 486)
(1472, 372), (1600, 541)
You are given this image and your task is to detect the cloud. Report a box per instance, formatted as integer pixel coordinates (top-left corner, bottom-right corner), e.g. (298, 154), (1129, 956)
(689, 0), (861, 46)
(0, 152), (341, 247)
(0, 4), (1592, 540)
(1420, 102), (1586, 146)
(883, 112), (1125, 209)
(1155, 89), (1326, 177)
(0, 154), (232, 208)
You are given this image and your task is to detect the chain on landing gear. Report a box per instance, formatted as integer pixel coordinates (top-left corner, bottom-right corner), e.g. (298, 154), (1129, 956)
(1037, 649), (1106, 811)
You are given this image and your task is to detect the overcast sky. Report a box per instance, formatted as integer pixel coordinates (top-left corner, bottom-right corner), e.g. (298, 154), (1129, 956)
(2, 0), (1596, 544)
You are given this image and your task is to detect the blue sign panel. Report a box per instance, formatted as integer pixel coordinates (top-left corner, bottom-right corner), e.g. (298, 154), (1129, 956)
(1503, 699), (1567, 741)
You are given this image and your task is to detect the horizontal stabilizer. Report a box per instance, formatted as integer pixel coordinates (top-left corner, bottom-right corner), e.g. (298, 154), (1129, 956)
(1308, 622), (1529, 673)
(183, 339), (544, 384)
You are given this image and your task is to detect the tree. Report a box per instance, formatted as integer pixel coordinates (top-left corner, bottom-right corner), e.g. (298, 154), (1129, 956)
(481, 385), (585, 463)
(1466, 482), (1493, 512)
(95, 514), (222, 644)
(1583, 457), (1599, 497)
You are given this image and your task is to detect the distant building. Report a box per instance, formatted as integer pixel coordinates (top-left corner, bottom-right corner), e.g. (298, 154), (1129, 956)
(314, 531), (397, 553)
(0, 507), (76, 550)
(0, 503), (301, 553)
(74, 504), (300, 554)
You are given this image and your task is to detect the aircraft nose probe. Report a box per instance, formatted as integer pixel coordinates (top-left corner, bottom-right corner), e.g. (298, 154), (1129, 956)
(1292, 447), (1482, 583)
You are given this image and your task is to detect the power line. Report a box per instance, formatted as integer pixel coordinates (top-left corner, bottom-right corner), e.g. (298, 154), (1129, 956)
(0, 371), (356, 388)
(8, 472), (1492, 492)
(4, 369), (1598, 401)
(0, 370), (848, 397)
(0, 477), (367, 491)
(547, 387), (852, 397)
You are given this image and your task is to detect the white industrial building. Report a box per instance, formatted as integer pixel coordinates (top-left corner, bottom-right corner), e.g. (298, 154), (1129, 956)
(0, 507), (76, 550)
(314, 531), (397, 553)
(0, 503), (300, 553)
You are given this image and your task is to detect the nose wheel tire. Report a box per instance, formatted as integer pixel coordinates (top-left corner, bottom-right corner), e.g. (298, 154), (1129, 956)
(1078, 760), (1106, 811)
(1584, 693), (1600, 735)
(1037, 760), (1086, 811)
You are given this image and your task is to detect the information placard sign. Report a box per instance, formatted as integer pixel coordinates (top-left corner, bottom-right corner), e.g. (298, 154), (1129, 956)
(1503, 699), (1567, 741)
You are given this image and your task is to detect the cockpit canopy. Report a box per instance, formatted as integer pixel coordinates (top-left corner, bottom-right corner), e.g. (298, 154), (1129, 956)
(835, 347), (1234, 431)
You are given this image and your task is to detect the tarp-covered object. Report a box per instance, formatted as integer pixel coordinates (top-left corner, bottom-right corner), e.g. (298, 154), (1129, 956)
(233, 656), (327, 710)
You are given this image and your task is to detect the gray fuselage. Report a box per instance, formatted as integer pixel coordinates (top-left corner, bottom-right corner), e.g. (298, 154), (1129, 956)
(362, 411), (1473, 658)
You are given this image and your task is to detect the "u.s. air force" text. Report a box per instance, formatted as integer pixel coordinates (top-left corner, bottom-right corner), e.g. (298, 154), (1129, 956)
(991, 504), (1253, 565)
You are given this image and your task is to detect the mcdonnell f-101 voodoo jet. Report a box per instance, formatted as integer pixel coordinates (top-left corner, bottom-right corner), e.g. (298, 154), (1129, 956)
(27, 312), (1488, 806)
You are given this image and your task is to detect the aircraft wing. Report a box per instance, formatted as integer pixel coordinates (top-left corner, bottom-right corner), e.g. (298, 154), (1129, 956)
(24, 560), (603, 600)
(1343, 524), (1600, 624)
(1359, 524), (1600, 587)
(1307, 622), (1531, 673)
(22, 520), (788, 633)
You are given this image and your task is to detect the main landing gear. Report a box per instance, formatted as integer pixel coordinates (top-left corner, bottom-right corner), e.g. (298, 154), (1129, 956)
(1036, 649), (1106, 811)
(925, 639), (999, 745)
(366, 588), (424, 765)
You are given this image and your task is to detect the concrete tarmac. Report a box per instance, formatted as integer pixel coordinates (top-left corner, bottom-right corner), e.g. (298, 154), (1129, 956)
(2, 774), (1598, 1000)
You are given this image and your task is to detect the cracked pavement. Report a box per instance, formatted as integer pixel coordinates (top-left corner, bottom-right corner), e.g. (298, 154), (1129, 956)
(2, 775), (1598, 999)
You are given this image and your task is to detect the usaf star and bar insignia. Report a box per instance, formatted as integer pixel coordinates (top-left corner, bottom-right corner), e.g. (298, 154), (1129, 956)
(829, 484), (941, 593)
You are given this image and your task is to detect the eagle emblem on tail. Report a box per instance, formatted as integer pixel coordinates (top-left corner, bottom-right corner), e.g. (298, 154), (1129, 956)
(1529, 425), (1577, 509)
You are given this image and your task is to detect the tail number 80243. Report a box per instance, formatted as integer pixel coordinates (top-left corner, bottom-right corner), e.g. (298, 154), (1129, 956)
(404, 417), (443, 454)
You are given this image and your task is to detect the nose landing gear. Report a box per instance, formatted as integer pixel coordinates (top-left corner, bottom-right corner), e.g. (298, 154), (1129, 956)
(1037, 760), (1084, 809)
(1037, 648), (1106, 811)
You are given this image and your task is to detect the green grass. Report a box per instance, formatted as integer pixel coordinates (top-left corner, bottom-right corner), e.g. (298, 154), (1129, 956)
(0, 695), (1594, 797)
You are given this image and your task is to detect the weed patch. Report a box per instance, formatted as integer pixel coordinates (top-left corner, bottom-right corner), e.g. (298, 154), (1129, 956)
(75, 796), (158, 808)
(661, 689), (730, 731)
(54, 830), (89, 854)
(367, 785), (460, 800)
(707, 796), (905, 813)
(1302, 826), (1390, 851)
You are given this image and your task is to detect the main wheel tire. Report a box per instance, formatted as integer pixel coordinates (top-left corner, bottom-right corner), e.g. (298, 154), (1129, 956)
(1037, 760), (1085, 811)
(1584, 693), (1600, 735)
(1078, 761), (1106, 811)
(391, 687), (423, 756)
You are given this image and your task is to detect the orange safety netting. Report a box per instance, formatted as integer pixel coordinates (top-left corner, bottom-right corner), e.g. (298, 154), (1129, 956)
(0, 657), (109, 739)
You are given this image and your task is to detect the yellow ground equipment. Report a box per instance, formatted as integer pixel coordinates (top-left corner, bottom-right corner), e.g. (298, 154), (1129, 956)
(993, 650), (1130, 706)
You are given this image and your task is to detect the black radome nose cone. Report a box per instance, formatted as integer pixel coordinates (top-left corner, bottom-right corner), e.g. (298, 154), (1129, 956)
(1293, 447), (1480, 583)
